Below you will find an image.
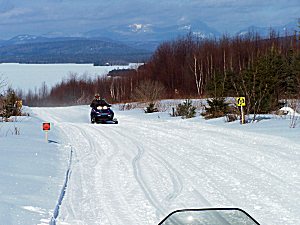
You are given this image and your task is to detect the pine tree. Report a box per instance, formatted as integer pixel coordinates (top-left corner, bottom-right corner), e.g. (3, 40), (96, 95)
(2, 89), (21, 120)
(202, 98), (230, 119)
(175, 99), (196, 119)
(231, 48), (287, 117)
(282, 49), (299, 99)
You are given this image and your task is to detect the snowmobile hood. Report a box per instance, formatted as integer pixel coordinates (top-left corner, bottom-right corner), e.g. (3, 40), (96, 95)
(158, 208), (260, 225)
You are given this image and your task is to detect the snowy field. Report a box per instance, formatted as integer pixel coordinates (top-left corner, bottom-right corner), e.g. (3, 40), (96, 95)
(0, 112), (70, 225)
(0, 63), (139, 91)
(0, 103), (299, 225)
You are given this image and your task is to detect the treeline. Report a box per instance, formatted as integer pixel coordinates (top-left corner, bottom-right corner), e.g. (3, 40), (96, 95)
(23, 30), (300, 114)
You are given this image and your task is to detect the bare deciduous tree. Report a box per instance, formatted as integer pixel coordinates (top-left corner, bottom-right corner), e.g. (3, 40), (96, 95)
(0, 75), (8, 117)
(190, 55), (204, 96)
(289, 98), (300, 128)
(0, 75), (7, 95)
(132, 80), (165, 103)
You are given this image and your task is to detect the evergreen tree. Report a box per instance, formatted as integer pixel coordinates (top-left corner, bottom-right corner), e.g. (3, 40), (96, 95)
(232, 48), (287, 117)
(2, 88), (21, 120)
(202, 98), (230, 119)
(175, 99), (196, 119)
(282, 49), (299, 99)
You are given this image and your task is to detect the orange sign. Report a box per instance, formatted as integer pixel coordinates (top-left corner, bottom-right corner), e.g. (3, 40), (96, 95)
(43, 122), (51, 131)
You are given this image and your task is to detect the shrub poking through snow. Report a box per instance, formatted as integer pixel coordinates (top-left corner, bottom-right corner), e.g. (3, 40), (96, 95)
(1, 89), (22, 121)
(175, 99), (196, 119)
(144, 102), (158, 113)
(119, 103), (137, 111)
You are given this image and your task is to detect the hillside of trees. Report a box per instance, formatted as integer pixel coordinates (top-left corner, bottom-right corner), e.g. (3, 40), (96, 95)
(0, 39), (150, 64)
(17, 29), (300, 116)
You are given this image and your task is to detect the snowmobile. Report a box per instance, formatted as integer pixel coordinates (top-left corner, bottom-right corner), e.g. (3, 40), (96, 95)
(158, 208), (260, 225)
(90, 105), (118, 124)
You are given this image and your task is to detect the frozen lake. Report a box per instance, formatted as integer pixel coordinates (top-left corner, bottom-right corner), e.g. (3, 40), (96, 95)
(0, 63), (138, 91)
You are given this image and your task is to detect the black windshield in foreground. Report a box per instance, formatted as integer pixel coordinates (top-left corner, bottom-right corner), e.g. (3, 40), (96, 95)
(158, 208), (260, 225)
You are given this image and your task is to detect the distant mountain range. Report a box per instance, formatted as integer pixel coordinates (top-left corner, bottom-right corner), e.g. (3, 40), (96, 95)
(83, 19), (221, 50)
(237, 22), (298, 37)
(0, 21), (297, 64)
(0, 37), (151, 64)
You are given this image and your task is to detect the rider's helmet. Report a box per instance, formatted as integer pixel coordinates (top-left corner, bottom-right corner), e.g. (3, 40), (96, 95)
(94, 93), (100, 100)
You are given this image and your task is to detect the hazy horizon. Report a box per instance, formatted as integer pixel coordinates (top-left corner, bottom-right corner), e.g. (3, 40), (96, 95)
(0, 0), (299, 39)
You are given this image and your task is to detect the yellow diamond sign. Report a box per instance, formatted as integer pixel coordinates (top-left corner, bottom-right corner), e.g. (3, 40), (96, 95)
(236, 97), (246, 106)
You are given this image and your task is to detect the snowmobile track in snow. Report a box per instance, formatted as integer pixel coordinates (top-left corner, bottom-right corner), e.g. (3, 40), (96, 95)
(31, 106), (300, 225)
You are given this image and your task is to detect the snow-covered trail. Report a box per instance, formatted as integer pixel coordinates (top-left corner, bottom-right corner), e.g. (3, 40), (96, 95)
(32, 106), (300, 225)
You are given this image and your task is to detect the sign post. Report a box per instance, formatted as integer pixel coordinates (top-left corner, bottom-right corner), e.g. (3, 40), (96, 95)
(42, 122), (51, 142)
(236, 97), (246, 124)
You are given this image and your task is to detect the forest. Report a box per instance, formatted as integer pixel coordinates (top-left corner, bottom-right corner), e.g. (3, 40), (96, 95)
(2, 27), (299, 119)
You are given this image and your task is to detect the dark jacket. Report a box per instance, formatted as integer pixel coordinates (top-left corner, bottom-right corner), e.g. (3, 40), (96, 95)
(90, 98), (111, 108)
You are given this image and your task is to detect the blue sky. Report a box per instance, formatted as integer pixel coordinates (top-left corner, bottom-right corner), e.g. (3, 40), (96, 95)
(0, 0), (299, 39)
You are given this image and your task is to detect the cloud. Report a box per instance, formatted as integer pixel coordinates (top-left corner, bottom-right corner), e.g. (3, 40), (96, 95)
(0, 7), (33, 20)
(0, 0), (299, 38)
(0, 0), (14, 13)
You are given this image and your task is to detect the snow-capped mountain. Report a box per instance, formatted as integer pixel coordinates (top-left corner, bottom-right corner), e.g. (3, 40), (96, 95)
(84, 21), (220, 50)
(1, 35), (49, 46)
(0, 19), (297, 63)
(3, 18), (296, 53)
(128, 23), (153, 33)
(0, 35), (88, 47)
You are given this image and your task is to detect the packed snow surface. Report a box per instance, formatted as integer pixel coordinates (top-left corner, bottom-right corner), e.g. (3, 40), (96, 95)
(0, 114), (69, 225)
(1, 104), (300, 225)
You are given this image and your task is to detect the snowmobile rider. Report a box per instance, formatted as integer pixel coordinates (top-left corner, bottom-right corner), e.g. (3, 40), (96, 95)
(90, 94), (111, 108)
